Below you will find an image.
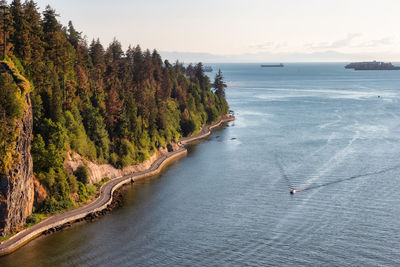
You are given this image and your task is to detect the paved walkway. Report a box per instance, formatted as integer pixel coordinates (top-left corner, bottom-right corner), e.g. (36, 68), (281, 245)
(0, 116), (234, 256)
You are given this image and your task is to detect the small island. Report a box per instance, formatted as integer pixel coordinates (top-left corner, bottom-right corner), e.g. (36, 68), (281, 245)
(345, 61), (400, 70)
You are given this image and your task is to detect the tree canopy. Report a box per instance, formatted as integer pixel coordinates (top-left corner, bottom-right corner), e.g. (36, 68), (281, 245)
(212, 69), (227, 99)
(0, 1), (229, 214)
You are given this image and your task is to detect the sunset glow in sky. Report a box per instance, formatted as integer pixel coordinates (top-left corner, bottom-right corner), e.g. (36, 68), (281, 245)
(33, 0), (400, 62)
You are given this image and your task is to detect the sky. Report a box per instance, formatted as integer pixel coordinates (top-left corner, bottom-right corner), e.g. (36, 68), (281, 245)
(32, 0), (400, 62)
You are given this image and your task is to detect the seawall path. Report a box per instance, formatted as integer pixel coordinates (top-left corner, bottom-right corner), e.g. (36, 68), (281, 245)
(0, 115), (234, 256)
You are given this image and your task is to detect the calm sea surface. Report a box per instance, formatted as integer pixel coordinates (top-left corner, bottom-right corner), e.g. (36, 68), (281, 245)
(3, 63), (400, 266)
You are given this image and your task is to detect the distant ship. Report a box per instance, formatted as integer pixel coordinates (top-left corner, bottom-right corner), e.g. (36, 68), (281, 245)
(345, 61), (400, 70)
(261, 63), (284, 67)
(203, 66), (213, 72)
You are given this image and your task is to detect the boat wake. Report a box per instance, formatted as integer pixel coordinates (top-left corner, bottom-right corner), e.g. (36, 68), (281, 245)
(293, 164), (400, 194)
(275, 154), (294, 191)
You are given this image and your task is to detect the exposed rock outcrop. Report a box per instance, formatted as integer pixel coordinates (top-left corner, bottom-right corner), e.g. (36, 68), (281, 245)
(0, 64), (34, 236)
(65, 143), (180, 185)
(33, 178), (47, 208)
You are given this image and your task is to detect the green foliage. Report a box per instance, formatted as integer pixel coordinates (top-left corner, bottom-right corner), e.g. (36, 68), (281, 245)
(212, 69), (227, 99)
(75, 165), (89, 185)
(206, 106), (219, 123)
(77, 182), (89, 202)
(96, 177), (110, 187)
(86, 184), (97, 197)
(0, 59), (34, 174)
(118, 139), (137, 168)
(25, 213), (46, 227)
(37, 167), (71, 200)
(0, 1), (230, 214)
(31, 118), (66, 175)
(0, 72), (24, 120)
(67, 173), (78, 193)
(65, 110), (96, 160)
(82, 101), (109, 161)
(0, 73), (22, 174)
(40, 197), (75, 214)
(0, 58), (35, 174)
(180, 119), (196, 136)
(158, 100), (181, 141)
(82, 177), (111, 200)
(67, 21), (81, 48)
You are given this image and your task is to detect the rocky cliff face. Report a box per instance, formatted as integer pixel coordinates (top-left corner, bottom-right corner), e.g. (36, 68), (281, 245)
(0, 64), (34, 236)
(65, 143), (180, 185)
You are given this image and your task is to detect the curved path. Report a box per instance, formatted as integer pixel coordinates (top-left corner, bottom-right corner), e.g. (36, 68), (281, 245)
(0, 116), (235, 256)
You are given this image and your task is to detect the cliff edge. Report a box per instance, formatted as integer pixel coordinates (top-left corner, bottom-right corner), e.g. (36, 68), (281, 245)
(0, 61), (34, 236)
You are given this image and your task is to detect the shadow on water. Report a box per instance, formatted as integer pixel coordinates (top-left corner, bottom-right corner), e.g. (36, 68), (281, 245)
(297, 165), (400, 193)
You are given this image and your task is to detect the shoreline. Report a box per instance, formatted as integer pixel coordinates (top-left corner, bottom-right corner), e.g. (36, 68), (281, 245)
(0, 115), (235, 256)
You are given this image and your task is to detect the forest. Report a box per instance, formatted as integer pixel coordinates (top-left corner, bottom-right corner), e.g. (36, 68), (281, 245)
(0, 0), (229, 214)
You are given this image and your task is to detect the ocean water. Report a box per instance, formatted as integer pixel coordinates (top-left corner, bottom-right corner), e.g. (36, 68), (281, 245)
(2, 63), (400, 266)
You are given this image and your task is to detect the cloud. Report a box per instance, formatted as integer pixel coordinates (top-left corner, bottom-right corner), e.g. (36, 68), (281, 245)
(160, 49), (400, 63)
(248, 41), (288, 51)
(357, 37), (395, 48)
(306, 33), (362, 50)
(305, 34), (399, 52)
(330, 33), (362, 48)
(160, 34), (400, 63)
(160, 51), (228, 63)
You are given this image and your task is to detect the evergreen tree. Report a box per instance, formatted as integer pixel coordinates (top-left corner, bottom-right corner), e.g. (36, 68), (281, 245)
(0, 1), (229, 214)
(67, 21), (81, 48)
(10, 0), (30, 60)
(212, 69), (227, 98)
(106, 87), (123, 129)
(23, 0), (43, 64)
(0, 0), (12, 59)
(89, 38), (105, 71)
(42, 5), (59, 33)
(105, 37), (123, 63)
(151, 49), (163, 81)
(159, 67), (171, 100)
(42, 5), (74, 73)
(132, 45), (144, 83)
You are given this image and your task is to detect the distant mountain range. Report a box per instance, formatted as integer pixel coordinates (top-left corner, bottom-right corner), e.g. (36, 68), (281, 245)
(160, 50), (400, 63)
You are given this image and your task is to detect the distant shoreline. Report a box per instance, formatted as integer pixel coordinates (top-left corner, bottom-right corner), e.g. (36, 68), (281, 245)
(0, 115), (235, 256)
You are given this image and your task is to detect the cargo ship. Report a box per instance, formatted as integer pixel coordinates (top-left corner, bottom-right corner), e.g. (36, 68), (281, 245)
(261, 63), (284, 67)
(345, 61), (400, 70)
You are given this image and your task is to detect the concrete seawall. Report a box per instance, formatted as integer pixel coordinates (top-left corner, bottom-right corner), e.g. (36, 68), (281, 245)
(0, 116), (234, 256)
